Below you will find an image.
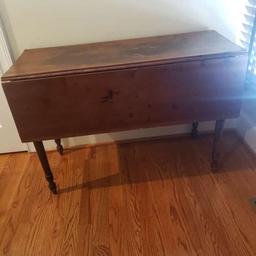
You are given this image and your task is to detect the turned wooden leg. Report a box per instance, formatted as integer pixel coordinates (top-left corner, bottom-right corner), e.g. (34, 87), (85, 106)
(211, 120), (225, 170)
(54, 138), (63, 155)
(33, 141), (57, 194)
(191, 121), (199, 138)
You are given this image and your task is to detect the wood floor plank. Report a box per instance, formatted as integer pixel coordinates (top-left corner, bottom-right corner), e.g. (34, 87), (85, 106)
(0, 132), (256, 256)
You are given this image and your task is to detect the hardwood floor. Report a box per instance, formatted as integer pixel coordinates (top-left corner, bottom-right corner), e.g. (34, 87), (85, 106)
(0, 132), (256, 256)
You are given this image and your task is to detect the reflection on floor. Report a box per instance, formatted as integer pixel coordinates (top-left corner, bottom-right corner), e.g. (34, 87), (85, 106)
(0, 132), (256, 256)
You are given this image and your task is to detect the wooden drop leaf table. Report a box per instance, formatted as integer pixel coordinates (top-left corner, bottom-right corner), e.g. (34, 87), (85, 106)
(1, 30), (247, 194)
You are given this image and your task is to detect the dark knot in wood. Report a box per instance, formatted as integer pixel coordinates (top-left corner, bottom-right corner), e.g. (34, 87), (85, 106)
(101, 90), (119, 103)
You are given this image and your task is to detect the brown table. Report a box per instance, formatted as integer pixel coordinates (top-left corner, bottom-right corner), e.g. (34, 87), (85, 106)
(1, 30), (247, 194)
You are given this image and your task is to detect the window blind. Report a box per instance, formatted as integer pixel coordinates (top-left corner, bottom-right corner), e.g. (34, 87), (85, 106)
(242, 0), (256, 87)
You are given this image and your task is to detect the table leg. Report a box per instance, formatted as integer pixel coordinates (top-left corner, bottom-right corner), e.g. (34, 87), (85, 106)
(54, 138), (64, 155)
(33, 141), (57, 194)
(191, 121), (199, 138)
(211, 120), (225, 170)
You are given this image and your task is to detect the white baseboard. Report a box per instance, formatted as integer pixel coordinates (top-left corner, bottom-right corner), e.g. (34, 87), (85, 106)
(237, 111), (256, 154)
(27, 119), (237, 152)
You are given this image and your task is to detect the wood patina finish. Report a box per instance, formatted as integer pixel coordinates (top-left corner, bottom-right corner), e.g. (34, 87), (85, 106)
(1, 30), (247, 194)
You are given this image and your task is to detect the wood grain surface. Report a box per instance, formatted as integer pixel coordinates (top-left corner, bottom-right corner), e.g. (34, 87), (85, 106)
(1, 132), (256, 256)
(2, 30), (245, 81)
(3, 56), (247, 142)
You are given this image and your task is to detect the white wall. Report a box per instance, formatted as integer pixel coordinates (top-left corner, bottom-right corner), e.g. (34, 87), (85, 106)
(237, 92), (256, 153)
(0, 0), (246, 58)
(0, 0), (246, 150)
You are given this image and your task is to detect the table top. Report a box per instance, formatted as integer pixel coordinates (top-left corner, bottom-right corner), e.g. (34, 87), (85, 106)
(2, 30), (246, 82)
